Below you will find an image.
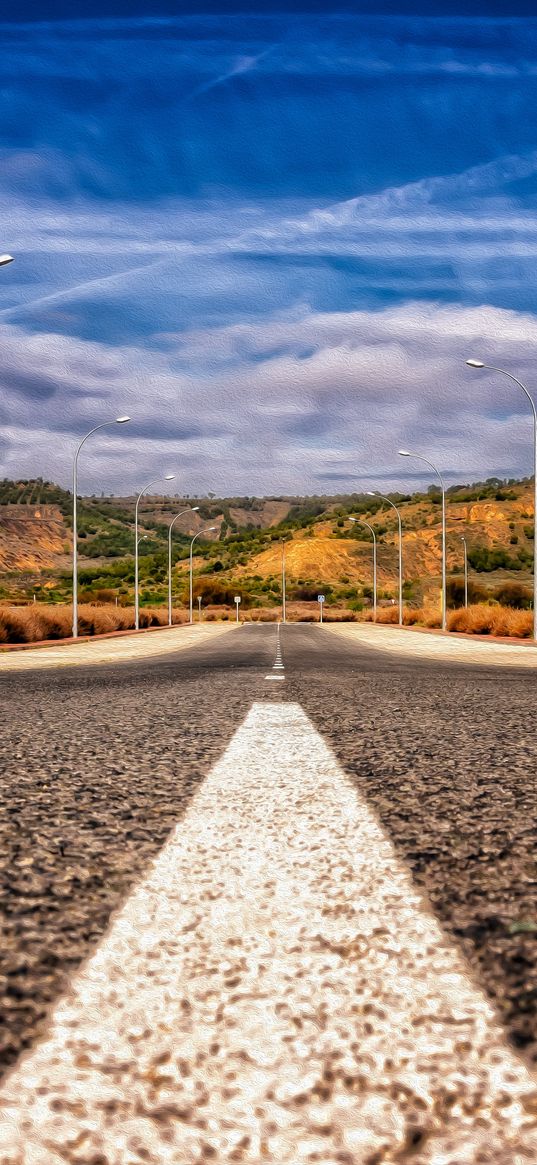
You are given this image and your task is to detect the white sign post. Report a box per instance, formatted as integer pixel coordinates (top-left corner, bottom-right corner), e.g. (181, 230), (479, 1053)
(198, 595), (202, 622)
(234, 595), (241, 623)
(318, 594), (325, 624)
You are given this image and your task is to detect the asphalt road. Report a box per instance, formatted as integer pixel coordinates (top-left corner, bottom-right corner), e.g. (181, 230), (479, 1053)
(1, 623), (536, 1082)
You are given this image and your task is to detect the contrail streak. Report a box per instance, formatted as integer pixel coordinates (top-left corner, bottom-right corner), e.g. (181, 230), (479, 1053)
(0, 259), (165, 321)
(184, 44), (277, 101)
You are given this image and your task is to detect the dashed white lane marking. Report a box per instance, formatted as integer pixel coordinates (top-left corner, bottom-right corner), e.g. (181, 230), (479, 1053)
(1, 701), (536, 1164)
(267, 623), (285, 679)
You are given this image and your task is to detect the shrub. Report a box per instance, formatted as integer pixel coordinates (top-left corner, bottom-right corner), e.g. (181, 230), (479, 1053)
(187, 578), (252, 607)
(468, 545), (520, 572)
(95, 588), (117, 604)
(494, 581), (532, 609)
(446, 577), (488, 607)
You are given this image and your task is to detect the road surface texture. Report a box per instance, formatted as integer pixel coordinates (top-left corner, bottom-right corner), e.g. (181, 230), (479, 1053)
(0, 623), (536, 1162)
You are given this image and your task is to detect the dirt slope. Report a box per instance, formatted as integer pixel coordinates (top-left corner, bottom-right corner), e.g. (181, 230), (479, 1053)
(0, 506), (69, 572)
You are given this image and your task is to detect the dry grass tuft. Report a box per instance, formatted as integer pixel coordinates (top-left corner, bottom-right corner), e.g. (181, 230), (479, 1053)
(363, 601), (532, 637)
(363, 605), (442, 629)
(0, 604), (189, 644)
(448, 603), (532, 638)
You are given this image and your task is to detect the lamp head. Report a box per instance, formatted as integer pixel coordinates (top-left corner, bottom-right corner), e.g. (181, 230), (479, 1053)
(466, 359), (485, 368)
(0, 255), (14, 266)
(366, 491), (378, 497)
(349, 517), (358, 523)
(115, 415), (130, 423)
(164, 474), (175, 481)
(192, 506), (200, 511)
(208, 525), (217, 531)
(398, 449), (411, 457)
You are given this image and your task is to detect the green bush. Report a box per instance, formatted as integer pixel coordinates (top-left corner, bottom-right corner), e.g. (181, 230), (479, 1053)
(468, 545), (520, 572)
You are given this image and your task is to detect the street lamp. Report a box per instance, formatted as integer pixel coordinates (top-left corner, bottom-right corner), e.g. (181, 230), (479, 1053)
(466, 358), (537, 638)
(460, 535), (468, 609)
(72, 415), (130, 639)
(0, 255), (14, 266)
(398, 449), (447, 630)
(168, 506), (199, 626)
(367, 491), (403, 625)
(189, 527), (217, 623)
(349, 517), (377, 621)
(135, 475), (174, 630)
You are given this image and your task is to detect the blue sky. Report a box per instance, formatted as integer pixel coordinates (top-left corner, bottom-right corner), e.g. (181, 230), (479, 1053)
(2, 8), (537, 494)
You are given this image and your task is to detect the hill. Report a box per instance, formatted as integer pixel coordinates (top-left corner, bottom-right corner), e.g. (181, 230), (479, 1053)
(0, 476), (534, 611)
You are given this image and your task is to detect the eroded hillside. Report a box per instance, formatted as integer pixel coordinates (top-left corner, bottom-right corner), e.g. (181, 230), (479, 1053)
(0, 478), (534, 605)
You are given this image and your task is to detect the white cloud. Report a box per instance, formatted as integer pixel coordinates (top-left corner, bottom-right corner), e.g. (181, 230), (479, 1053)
(1, 299), (537, 495)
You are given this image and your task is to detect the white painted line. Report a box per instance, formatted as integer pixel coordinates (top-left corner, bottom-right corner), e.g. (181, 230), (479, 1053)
(1, 701), (536, 1162)
(264, 674), (285, 680)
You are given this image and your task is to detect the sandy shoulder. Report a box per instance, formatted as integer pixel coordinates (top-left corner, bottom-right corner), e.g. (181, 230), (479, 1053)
(0, 623), (237, 671)
(324, 621), (537, 667)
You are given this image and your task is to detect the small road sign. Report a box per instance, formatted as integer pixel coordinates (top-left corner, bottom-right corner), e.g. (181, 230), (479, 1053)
(317, 595), (325, 603)
(234, 596), (241, 603)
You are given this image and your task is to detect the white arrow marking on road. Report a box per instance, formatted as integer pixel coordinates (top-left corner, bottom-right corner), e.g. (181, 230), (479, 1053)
(1, 702), (536, 1162)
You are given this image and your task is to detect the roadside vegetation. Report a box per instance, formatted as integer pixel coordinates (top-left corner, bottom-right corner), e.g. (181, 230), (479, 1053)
(1, 474), (536, 641)
(0, 604), (188, 644)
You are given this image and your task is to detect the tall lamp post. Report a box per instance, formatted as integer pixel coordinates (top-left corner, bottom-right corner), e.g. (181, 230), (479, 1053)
(189, 527), (217, 623)
(168, 506), (199, 626)
(72, 416), (130, 638)
(135, 475), (174, 630)
(367, 491), (403, 624)
(349, 517), (377, 621)
(466, 359), (537, 639)
(398, 450), (447, 631)
(460, 535), (468, 609)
